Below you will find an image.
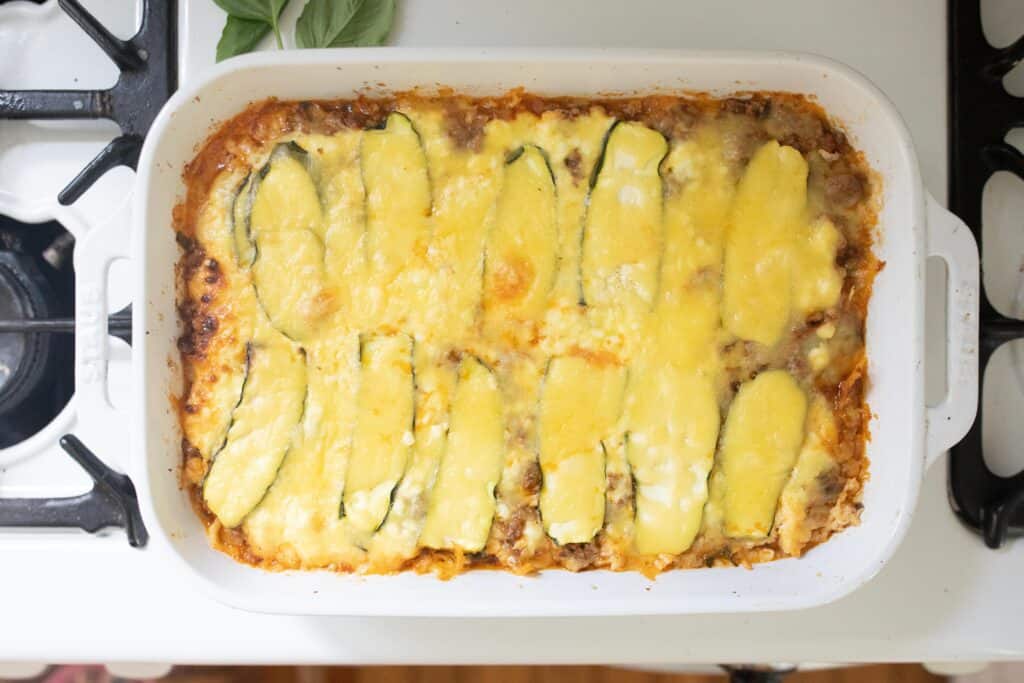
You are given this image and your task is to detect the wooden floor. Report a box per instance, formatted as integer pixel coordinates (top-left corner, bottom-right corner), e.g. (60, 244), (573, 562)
(163, 665), (945, 683)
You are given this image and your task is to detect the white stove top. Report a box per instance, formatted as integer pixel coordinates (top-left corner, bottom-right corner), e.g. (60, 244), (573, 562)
(1, 0), (1023, 666)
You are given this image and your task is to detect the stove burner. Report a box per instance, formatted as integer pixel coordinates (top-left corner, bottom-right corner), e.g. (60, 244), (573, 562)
(0, 217), (74, 448)
(0, 0), (177, 204)
(0, 0), (175, 546)
(0, 253), (55, 416)
(0, 216), (143, 541)
(948, 0), (1024, 548)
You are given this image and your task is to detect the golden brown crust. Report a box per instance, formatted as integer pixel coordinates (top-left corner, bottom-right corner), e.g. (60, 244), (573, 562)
(175, 89), (880, 577)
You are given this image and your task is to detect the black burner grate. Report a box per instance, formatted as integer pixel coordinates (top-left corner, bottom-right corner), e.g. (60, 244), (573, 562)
(0, 0), (176, 204)
(948, 0), (1024, 547)
(0, 0), (178, 546)
(0, 435), (148, 547)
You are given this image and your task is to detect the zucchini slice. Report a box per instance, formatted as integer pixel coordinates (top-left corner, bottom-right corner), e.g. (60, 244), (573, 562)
(483, 145), (557, 321)
(239, 332), (369, 568)
(721, 140), (808, 347)
(248, 142), (328, 342)
(580, 121), (668, 310)
(722, 141), (843, 346)
(420, 357), (505, 552)
(538, 356), (627, 545)
(181, 174), (260, 464)
(369, 342), (456, 566)
(195, 346), (249, 461)
(300, 132), (367, 293)
(621, 135), (729, 555)
(719, 369), (808, 539)
(342, 333), (416, 535)
(231, 173), (256, 268)
(203, 340), (308, 528)
(251, 232), (327, 342)
(600, 434), (635, 557)
(361, 112), (432, 284)
(626, 369), (719, 555)
(776, 396), (839, 555)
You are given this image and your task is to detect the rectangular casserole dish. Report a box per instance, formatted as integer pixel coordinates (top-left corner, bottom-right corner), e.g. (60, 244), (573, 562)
(124, 48), (979, 616)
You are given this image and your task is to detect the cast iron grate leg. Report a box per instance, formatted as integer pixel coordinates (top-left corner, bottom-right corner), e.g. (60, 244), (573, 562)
(947, 0), (1024, 547)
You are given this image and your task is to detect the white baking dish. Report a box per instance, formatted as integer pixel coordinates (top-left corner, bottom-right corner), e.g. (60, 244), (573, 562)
(118, 49), (979, 616)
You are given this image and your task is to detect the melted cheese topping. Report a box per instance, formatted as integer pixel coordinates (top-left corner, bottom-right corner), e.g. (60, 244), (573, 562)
(203, 338), (306, 528)
(420, 357), (505, 552)
(181, 98), (869, 576)
(582, 122), (668, 310)
(776, 397), (840, 555)
(342, 334), (415, 535)
(362, 114), (432, 286)
(722, 141), (843, 347)
(624, 129), (733, 555)
(718, 370), (808, 539)
(483, 145), (558, 324)
(539, 356), (627, 544)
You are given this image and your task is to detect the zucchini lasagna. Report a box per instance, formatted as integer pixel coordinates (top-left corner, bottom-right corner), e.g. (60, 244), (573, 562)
(175, 91), (878, 577)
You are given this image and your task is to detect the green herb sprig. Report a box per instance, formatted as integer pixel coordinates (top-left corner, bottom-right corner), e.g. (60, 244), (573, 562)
(214, 0), (290, 59)
(215, 0), (396, 62)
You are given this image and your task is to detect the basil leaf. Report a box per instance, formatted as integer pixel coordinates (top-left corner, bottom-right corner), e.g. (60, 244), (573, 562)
(214, 0), (290, 48)
(325, 0), (395, 47)
(216, 14), (272, 62)
(296, 0), (363, 49)
(213, 0), (289, 24)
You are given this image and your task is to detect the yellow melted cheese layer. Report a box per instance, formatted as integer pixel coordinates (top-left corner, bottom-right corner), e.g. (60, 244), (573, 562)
(184, 104), (856, 575)
(722, 141), (843, 348)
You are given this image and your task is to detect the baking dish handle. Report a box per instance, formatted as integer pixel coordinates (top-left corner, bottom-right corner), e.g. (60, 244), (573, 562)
(924, 193), (979, 466)
(74, 200), (131, 426)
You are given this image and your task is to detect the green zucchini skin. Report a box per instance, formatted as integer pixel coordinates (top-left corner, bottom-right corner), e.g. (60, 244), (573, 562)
(579, 120), (668, 310)
(504, 144), (556, 182)
(588, 120), (621, 190)
(575, 121), (620, 306)
(202, 342), (308, 529)
(239, 142), (329, 343)
(208, 342), (253, 460)
(244, 364), (312, 522)
(418, 355), (505, 553)
(341, 333), (416, 535)
(233, 143), (314, 269)
(231, 174), (256, 268)
(232, 142), (320, 264)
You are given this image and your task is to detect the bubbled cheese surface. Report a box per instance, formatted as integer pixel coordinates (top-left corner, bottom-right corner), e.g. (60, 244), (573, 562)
(180, 97), (866, 576)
